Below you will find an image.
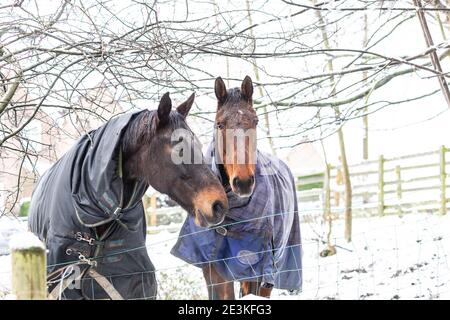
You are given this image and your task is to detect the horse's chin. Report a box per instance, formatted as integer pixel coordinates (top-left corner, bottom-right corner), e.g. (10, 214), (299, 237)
(193, 209), (224, 228)
(231, 187), (255, 198)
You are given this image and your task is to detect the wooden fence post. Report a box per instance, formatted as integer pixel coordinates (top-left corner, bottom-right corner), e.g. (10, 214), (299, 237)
(440, 145), (447, 215)
(378, 155), (385, 216)
(396, 165), (402, 216)
(10, 232), (46, 300)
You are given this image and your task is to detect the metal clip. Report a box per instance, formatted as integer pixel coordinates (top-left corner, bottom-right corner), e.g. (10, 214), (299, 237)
(216, 226), (227, 236)
(78, 252), (97, 267)
(66, 248), (97, 266)
(75, 232), (95, 246)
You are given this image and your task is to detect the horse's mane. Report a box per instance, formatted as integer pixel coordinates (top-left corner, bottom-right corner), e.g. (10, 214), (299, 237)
(121, 109), (186, 156)
(224, 88), (242, 105)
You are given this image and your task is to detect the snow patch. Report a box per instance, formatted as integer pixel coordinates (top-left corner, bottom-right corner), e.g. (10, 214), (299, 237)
(9, 232), (44, 251)
(0, 216), (27, 255)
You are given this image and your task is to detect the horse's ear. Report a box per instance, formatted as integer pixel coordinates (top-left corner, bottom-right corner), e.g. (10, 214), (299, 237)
(157, 92), (172, 126)
(215, 77), (227, 106)
(177, 92), (195, 119)
(241, 75), (253, 101)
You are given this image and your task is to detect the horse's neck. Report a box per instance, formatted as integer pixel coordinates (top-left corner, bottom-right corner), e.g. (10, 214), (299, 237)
(95, 153), (139, 238)
(121, 150), (144, 205)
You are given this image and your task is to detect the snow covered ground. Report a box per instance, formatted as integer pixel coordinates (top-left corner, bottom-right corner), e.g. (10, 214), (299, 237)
(0, 212), (449, 300)
(148, 212), (450, 300)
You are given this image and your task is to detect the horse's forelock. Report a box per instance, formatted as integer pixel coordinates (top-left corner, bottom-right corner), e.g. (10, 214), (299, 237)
(122, 110), (190, 155)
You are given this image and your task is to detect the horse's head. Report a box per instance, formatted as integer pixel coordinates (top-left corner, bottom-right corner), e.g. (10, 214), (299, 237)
(124, 93), (228, 227)
(214, 76), (258, 197)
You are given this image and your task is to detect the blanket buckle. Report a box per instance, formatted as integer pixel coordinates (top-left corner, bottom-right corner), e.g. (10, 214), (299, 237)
(75, 232), (96, 246)
(77, 252), (97, 267)
(216, 226), (227, 236)
(65, 248), (97, 267)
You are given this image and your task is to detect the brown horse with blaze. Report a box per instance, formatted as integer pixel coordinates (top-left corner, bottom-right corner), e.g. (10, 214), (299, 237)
(201, 76), (272, 299)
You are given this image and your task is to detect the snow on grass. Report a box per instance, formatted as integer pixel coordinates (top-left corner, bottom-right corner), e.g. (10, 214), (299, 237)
(148, 212), (450, 300)
(0, 216), (27, 255)
(292, 212), (450, 300)
(0, 216), (28, 299)
(0, 255), (12, 299)
(146, 229), (209, 299)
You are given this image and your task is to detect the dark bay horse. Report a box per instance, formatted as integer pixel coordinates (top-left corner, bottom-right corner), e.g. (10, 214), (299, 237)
(172, 77), (302, 299)
(29, 92), (228, 300)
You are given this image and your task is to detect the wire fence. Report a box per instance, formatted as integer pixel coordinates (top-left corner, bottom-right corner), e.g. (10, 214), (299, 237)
(43, 194), (417, 270)
(0, 189), (448, 300)
(42, 195), (450, 300)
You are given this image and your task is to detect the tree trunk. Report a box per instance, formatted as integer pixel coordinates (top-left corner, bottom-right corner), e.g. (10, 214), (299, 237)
(313, 0), (353, 242)
(338, 127), (352, 242)
(362, 13), (369, 160)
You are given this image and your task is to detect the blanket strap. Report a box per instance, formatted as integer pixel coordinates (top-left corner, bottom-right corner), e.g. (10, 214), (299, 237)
(48, 266), (124, 300)
(48, 263), (85, 300)
(87, 268), (124, 300)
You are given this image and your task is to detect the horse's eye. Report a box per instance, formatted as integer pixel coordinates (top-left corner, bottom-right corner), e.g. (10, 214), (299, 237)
(216, 122), (224, 130)
(254, 118), (259, 126)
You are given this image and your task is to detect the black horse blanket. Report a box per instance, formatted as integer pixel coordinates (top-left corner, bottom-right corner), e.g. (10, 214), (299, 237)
(171, 144), (302, 291)
(28, 111), (156, 300)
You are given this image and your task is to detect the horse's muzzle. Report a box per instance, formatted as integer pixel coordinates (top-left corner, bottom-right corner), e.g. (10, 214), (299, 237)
(196, 199), (227, 227)
(231, 175), (255, 197)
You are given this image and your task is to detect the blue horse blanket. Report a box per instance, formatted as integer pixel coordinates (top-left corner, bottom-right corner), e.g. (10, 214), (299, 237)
(171, 145), (302, 291)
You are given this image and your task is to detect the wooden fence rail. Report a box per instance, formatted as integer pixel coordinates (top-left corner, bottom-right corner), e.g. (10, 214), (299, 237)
(306, 145), (450, 218)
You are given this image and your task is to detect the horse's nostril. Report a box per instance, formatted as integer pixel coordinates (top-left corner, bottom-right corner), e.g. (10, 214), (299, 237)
(232, 177), (240, 190)
(232, 176), (254, 193)
(212, 200), (226, 224)
(212, 201), (224, 215)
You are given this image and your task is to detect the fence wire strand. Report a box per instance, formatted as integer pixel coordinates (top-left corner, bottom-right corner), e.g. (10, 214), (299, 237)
(49, 204), (450, 299)
(1, 193), (448, 300)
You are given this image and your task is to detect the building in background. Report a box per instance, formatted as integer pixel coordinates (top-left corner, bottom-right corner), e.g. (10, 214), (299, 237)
(0, 85), (122, 215)
(286, 141), (324, 176)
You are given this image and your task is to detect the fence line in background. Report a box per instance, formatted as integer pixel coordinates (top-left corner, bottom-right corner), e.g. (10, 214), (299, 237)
(143, 146), (449, 232)
(296, 145), (449, 218)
